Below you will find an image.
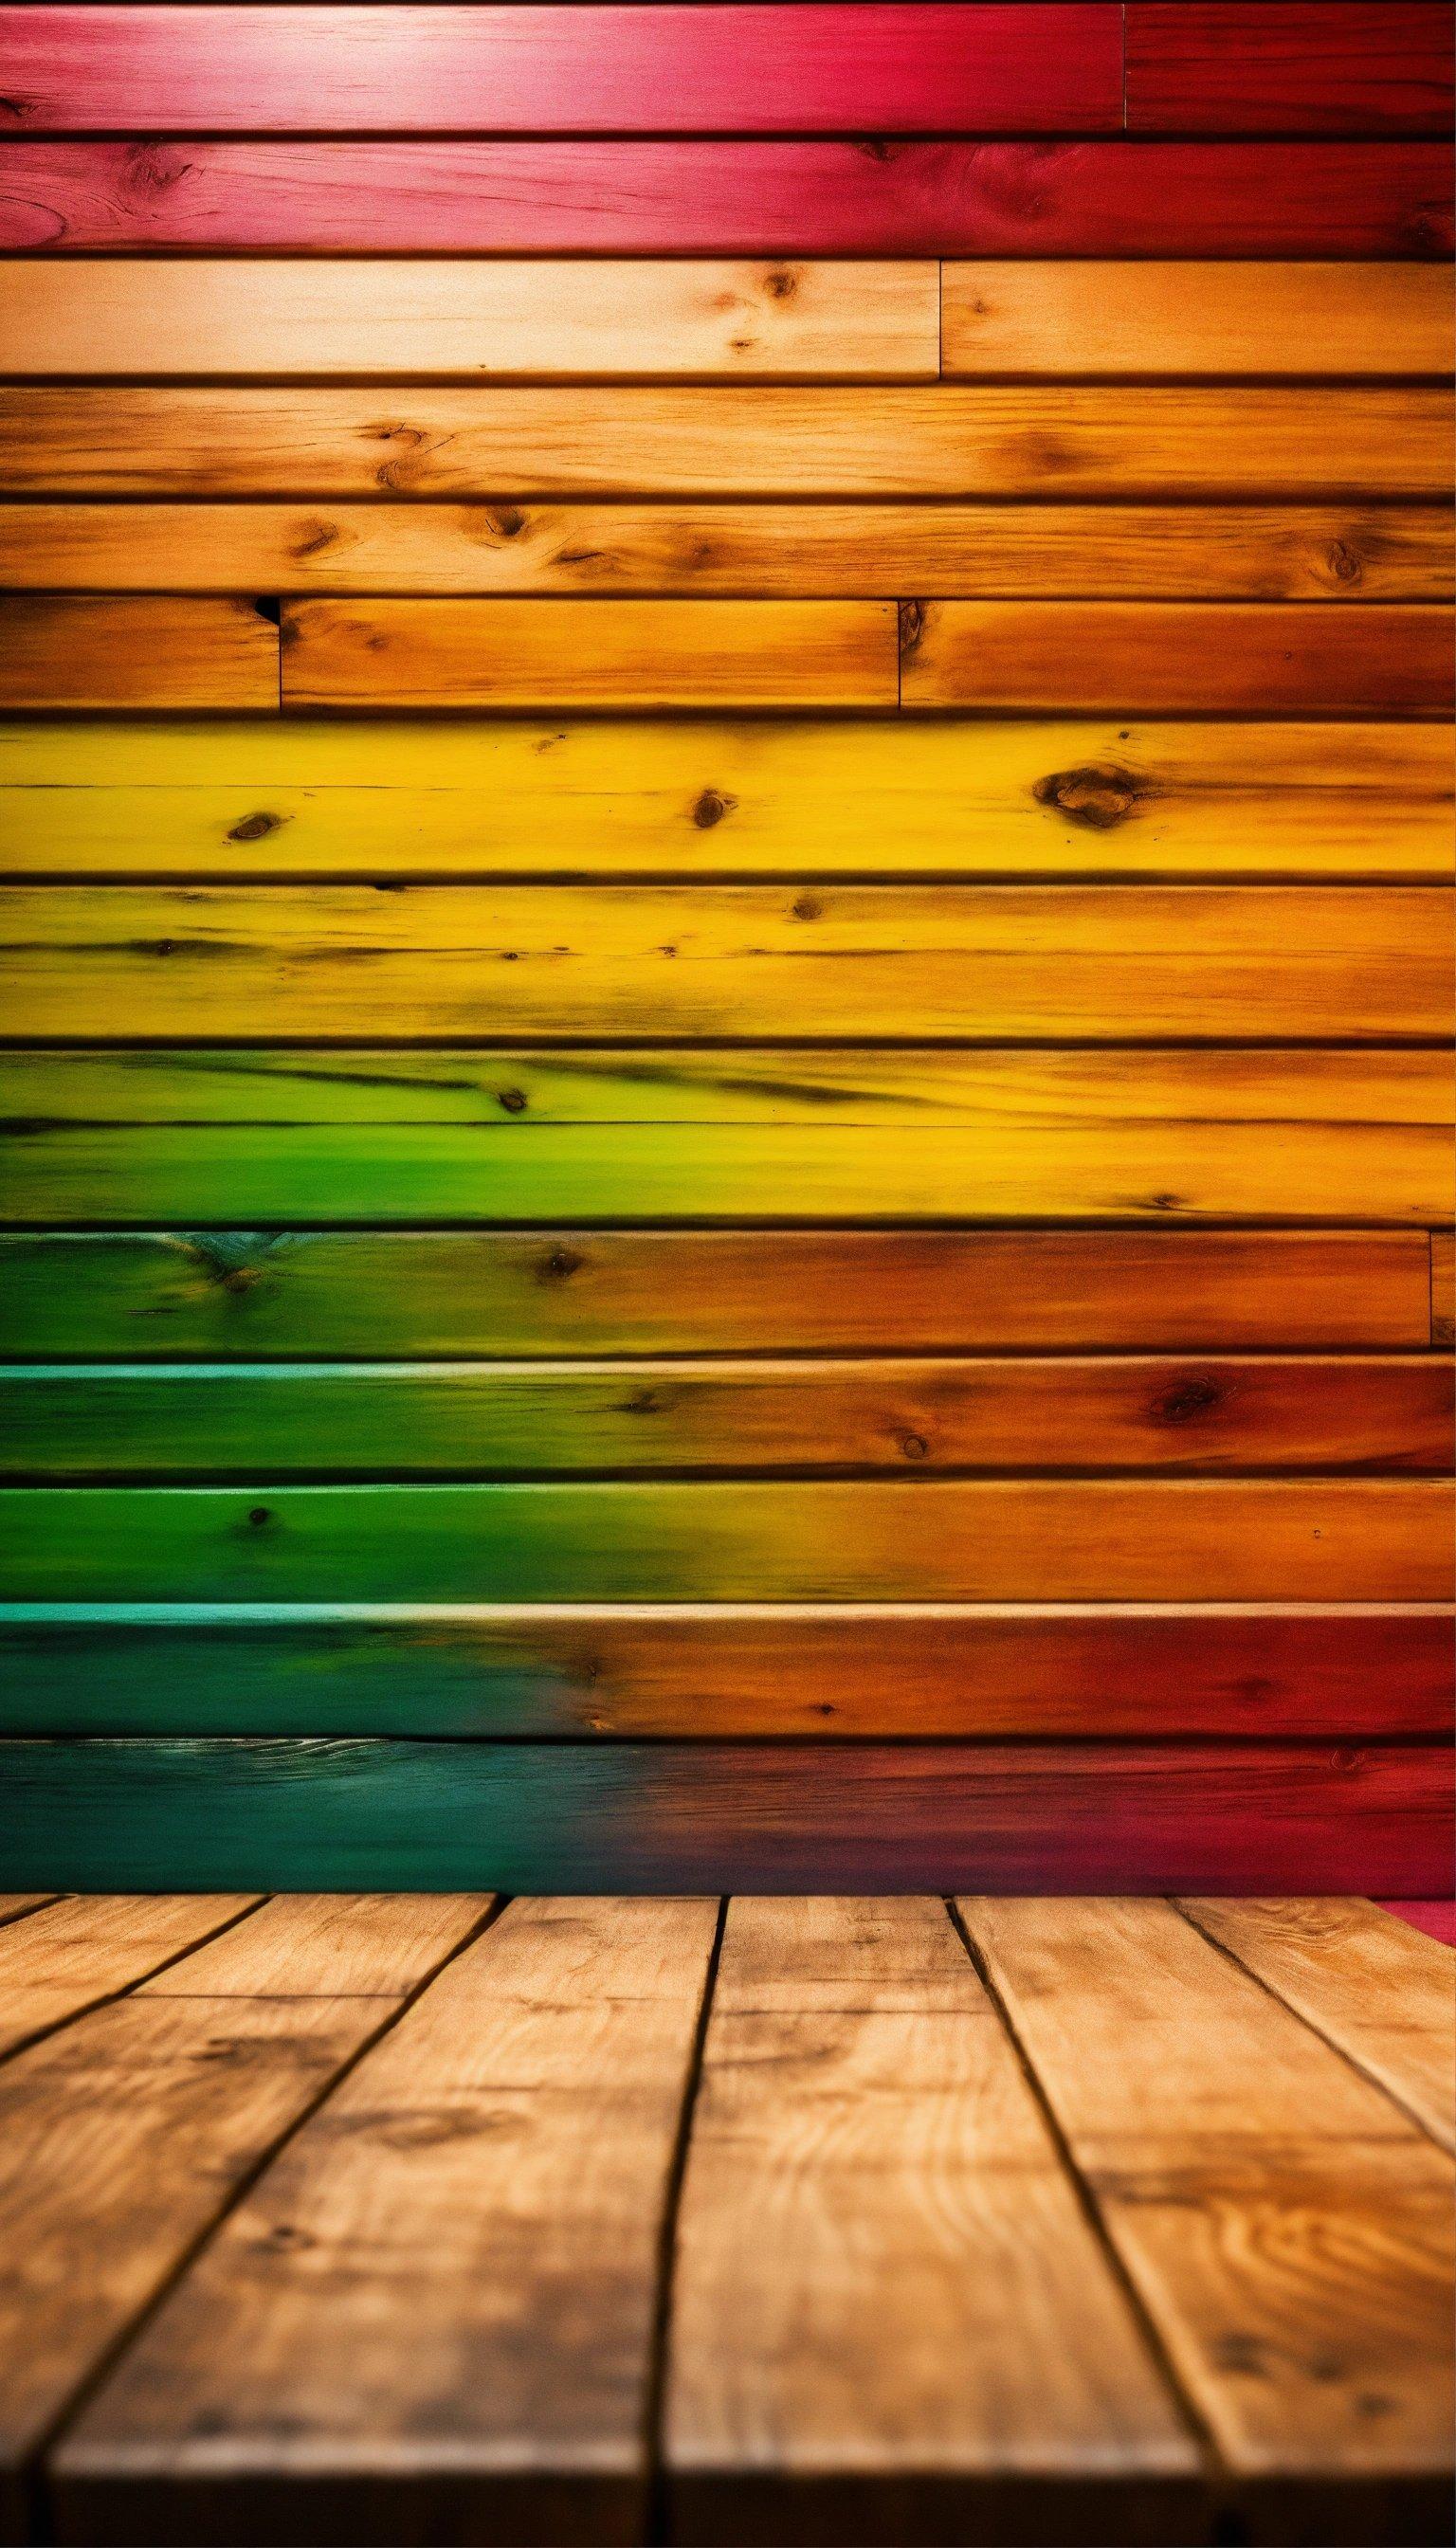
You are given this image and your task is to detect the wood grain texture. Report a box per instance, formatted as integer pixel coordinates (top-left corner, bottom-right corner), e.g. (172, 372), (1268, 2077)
(0, 259), (939, 383)
(960, 1899), (1456, 2522)
(1, 141), (1448, 256)
(1178, 1898), (1456, 2153)
(1, 1739), (1449, 1895)
(1126, 4), (1454, 136)
(7, 883), (1447, 1043)
(1431, 1229), (1454, 1348)
(2, 1480), (1447, 1601)
(3, 1604), (1448, 1738)
(898, 602), (1453, 715)
(0, 1895), (490, 2538)
(942, 261), (1455, 376)
(0, 599), (278, 713)
(6, 721), (1448, 881)
(4, 1049), (1446, 1228)
(138, 1891), (494, 2002)
(0, 1230), (1435, 1356)
(6, 386), (1447, 500)
(665, 1897), (1196, 2546)
(0, 6), (1126, 135)
(53, 1897), (719, 2548)
(9, 500), (1451, 602)
(7, 1354), (1448, 1480)
(281, 597), (898, 708)
(0, 1893), (257, 2061)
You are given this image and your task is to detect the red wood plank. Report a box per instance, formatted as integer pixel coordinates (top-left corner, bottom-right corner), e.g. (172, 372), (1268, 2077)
(1128, 5), (1454, 137)
(0, 6), (1124, 136)
(1, 141), (1448, 254)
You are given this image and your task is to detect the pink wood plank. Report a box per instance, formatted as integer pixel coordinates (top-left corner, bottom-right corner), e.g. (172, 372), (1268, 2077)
(1127, 4), (1454, 136)
(1, 141), (1449, 254)
(0, 6), (1124, 136)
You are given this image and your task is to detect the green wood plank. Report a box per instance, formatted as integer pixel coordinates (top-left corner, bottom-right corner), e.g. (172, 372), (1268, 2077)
(0, 1738), (1447, 1894)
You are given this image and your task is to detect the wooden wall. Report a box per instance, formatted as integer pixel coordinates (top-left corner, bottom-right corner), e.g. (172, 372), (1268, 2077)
(0, 2), (1451, 1890)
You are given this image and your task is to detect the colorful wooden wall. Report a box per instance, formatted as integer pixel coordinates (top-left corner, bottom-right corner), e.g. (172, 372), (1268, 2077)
(0, 3), (1452, 1890)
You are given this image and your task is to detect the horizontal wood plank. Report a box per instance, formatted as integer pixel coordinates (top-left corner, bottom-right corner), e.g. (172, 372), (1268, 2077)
(7, 883), (1447, 1043)
(0, 1893), (257, 2062)
(8, 500), (1451, 601)
(0, 1230), (1431, 1355)
(0, 258), (939, 382)
(4, 1049), (1447, 1227)
(5, 386), (1447, 500)
(899, 601), (1453, 714)
(5, 720), (1448, 881)
(2, 1738), (1449, 1893)
(1, 1480), (1447, 1600)
(51, 1897), (718, 2548)
(1178, 1898), (1456, 2153)
(0, 1895), (491, 2536)
(0, 6), (1125, 135)
(1, 141), (1448, 255)
(3, 1603), (1448, 1738)
(0, 599), (277, 713)
(961, 1899), (1456, 2519)
(665, 1897), (1196, 2547)
(282, 598), (898, 708)
(942, 261), (1456, 376)
(1126, 4), (1454, 136)
(6, 1354), (1448, 1479)
(1432, 1228), (1454, 1347)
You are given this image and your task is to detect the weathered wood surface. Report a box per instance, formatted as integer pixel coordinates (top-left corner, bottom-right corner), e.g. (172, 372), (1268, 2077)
(6, 721), (1448, 880)
(54, 1897), (719, 2548)
(2, 140), (1449, 254)
(961, 1899), (1456, 2535)
(3, 1050), (1447, 1228)
(7, 884), (1447, 1043)
(665, 1896), (1197, 2544)
(0, 600), (278, 714)
(0, 1894), (491, 2540)
(0, 1893), (257, 2061)
(941, 261), (1455, 376)
(0, 6), (1126, 135)
(2, 1744), (1449, 1895)
(3, 1604), (1448, 1738)
(0, 1231), (1435, 1356)
(10, 502), (1451, 600)
(897, 602), (1452, 715)
(5, 1355), (1449, 1480)
(2, 1480), (1447, 1601)
(1125, 4), (1454, 135)
(6, 387), (1447, 500)
(282, 598), (899, 709)
(0, 259), (940, 383)
(1179, 1898), (1456, 2153)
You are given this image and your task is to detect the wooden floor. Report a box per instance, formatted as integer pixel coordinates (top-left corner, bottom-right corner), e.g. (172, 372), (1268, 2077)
(0, 1894), (1449, 2548)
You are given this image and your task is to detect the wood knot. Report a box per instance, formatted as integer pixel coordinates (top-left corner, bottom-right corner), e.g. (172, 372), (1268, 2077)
(485, 504), (527, 539)
(1324, 538), (1362, 586)
(691, 788), (736, 830)
(537, 1246), (584, 1283)
(898, 600), (927, 658)
(227, 810), (284, 844)
(792, 894), (823, 920)
(288, 519), (337, 560)
(497, 1087), (528, 1114)
(762, 266), (799, 300)
(1032, 765), (1141, 831)
(1151, 1375), (1224, 1426)
(898, 1431), (929, 1461)
(246, 1506), (272, 1528)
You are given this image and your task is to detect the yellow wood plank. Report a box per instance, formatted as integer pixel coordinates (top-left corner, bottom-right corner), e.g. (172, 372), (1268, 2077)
(665, 1898), (1196, 2540)
(0, 258), (939, 380)
(0, 598), (277, 712)
(4, 719), (1448, 880)
(1177, 1900), (1456, 2154)
(52, 1898), (719, 2545)
(5, 500), (1449, 599)
(2, 386), (1447, 500)
(4, 883), (1447, 1042)
(943, 262), (1456, 376)
(282, 596), (898, 707)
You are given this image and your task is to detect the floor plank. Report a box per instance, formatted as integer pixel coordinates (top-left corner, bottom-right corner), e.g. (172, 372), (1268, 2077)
(0, 1894), (260, 2063)
(958, 1898), (1456, 2542)
(52, 1897), (718, 2546)
(0, 1894), (490, 2540)
(665, 1896), (1198, 2545)
(1178, 1899), (1456, 2156)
